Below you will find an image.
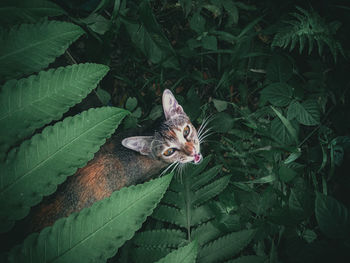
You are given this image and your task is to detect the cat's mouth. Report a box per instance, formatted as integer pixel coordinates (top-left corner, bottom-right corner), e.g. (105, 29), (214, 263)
(193, 153), (202, 164)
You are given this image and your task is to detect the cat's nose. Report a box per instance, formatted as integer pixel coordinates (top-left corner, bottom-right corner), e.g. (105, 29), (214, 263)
(194, 153), (202, 164)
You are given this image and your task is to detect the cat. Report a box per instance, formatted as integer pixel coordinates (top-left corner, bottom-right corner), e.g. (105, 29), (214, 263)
(4, 89), (204, 244)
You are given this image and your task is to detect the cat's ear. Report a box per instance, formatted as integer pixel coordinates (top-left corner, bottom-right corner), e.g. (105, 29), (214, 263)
(122, 136), (153, 155)
(162, 89), (185, 120)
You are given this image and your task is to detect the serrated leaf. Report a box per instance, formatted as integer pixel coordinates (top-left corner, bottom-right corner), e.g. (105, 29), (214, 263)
(287, 100), (320, 125)
(0, 20), (84, 79)
(8, 173), (173, 262)
(0, 0), (65, 26)
(261, 83), (293, 107)
(191, 165), (222, 191)
(198, 229), (256, 263)
(191, 221), (222, 246)
(271, 106), (299, 144)
(156, 241), (197, 263)
(0, 107), (129, 232)
(315, 193), (350, 238)
(133, 229), (186, 248)
(152, 205), (186, 227)
(193, 175), (230, 207)
(0, 63), (109, 156)
(271, 117), (299, 145)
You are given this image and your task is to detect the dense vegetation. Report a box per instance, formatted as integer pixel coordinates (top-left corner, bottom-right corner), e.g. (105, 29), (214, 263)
(0, 0), (349, 262)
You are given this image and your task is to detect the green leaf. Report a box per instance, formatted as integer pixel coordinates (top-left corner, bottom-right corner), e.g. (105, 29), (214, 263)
(0, 107), (129, 232)
(271, 106), (299, 144)
(287, 100), (320, 126)
(191, 221), (222, 246)
(279, 165), (297, 182)
(126, 97), (138, 111)
(8, 173), (173, 262)
(193, 175), (230, 207)
(260, 83), (293, 107)
(271, 117), (299, 145)
(155, 241), (198, 263)
(122, 1), (179, 69)
(315, 193), (350, 238)
(133, 229), (186, 249)
(211, 112), (235, 133)
(0, 20), (84, 79)
(202, 35), (217, 51)
(212, 99), (228, 112)
(189, 12), (206, 33)
(198, 229), (256, 263)
(0, 63), (109, 156)
(95, 87), (111, 105)
(266, 55), (293, 83)
(0, 0), (66, 26)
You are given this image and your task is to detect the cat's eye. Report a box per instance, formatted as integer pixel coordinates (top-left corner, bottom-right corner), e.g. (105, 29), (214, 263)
(163, 148), (176, 156)
(183, 125), (190, 138)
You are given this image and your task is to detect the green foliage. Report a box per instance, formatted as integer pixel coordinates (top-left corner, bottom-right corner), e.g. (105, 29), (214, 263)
(0, 20), (84, 79)
(8, 173), (173, 263)
(0, 63), (109, 156)
(155, 241), (197, 263)
(0, 0), (65, 26)
(0, 107), (128, 232)
(1, 0), (349, 262)
(272, 6), (344, 61)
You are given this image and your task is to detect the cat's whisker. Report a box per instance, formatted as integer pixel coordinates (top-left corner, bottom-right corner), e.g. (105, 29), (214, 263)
(198, 127), (213, 139)
(199, 132), (215, 143)
(198, 114), (215, 135)
(161, 161), (178, 176)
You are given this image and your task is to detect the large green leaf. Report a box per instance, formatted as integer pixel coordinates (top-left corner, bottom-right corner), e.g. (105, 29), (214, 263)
(287, 100), (320, 126)
(155, 241), (198, 263)
(133, 229), (186, 249)
(315, 193), (350, 239)
(0, 0), (65, 26)
(271, 106), (299, 144)
(0, 107), (129, 232)
(0, 20), (84, 79)
(0, 63), (109, 157)
(260, 83), (293, 107)
(198, 229), (256, 263)
(8, 173), (173, 263)
(122, 0), (179, 69)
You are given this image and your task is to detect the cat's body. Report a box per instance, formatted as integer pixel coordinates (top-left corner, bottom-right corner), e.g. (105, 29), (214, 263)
(2, 89), (203, 248)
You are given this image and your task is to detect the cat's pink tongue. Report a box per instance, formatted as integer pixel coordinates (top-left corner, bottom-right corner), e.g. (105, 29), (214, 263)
(194, 153), (202, 163)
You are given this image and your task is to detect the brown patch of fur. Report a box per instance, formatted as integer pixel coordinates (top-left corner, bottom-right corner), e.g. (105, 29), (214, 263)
(183, 142), (194, 155)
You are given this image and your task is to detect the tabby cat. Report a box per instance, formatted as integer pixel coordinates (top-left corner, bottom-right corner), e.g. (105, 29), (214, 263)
(11, 89), (204, 238)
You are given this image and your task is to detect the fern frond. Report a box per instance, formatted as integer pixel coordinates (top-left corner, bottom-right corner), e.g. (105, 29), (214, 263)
(191, 221), (222, 246)
(191, 165), (222, 191)
(193, 175), (231, 207)
(0, 63), (109, 157)
(198, 229), (256, 263)
(272, 6), (344, 62)
(133, 229), (186, 249)
(155, 241), (197, 263)
(152, 205), (187, 227)
(0, 107), (128, 233)
(8, 173), (173, 263)
(0, 20), (84, 79)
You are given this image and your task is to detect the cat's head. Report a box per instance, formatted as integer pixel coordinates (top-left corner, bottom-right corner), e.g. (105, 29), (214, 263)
(122, 89), (202, 164)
